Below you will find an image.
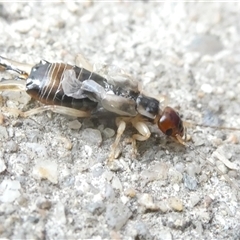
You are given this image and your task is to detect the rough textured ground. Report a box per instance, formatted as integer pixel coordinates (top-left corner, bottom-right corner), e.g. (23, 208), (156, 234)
(0, 2), (240, 240)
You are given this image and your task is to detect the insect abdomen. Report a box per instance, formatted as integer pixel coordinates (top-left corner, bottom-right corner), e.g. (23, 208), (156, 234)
(26, 60), (98, 111)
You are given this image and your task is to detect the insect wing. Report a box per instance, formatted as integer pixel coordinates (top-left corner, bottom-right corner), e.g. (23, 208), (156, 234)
(104, 65), (139, 93)
(75, 53), (139, 93)
(81, 79), (137, 116)
(81, 79), (106, 102)
(61, 68), (88, 99)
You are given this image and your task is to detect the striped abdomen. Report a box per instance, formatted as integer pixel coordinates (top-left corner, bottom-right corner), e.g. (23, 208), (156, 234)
(25, 60), (106, 111)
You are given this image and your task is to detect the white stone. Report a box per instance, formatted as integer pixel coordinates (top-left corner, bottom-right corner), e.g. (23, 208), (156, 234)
(200, 83), (213, 93)
(0, 180), (21, 203)
(0, 158), (6, 173)
(32, 159), (58, 184)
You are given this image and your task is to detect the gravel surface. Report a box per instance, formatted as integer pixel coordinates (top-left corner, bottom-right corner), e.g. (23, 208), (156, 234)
(0, 2), (240, 240)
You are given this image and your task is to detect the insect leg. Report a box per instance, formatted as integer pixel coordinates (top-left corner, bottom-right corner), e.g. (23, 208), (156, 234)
(108, 116), (151, 161)
(129, 117), (151, 156)
(108, 118), (127, 162)
(0, 79), (26, 91)
(9, 105), (91, 118)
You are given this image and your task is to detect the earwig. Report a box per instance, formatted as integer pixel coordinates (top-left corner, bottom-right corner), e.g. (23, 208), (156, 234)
(0, 56), (186, 160)
(1, 55), (240, 191)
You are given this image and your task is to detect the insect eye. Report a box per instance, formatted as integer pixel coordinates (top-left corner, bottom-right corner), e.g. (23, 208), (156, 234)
(165, 128), (173, 136)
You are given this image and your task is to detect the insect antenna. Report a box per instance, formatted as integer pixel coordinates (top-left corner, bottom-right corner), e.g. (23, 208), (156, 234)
(0, 56), (32, 80)
(184, 120), (240, 132)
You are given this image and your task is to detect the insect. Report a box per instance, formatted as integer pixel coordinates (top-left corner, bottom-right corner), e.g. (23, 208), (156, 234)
(1, 54), (240, 191)
(0, 55), (186, 161)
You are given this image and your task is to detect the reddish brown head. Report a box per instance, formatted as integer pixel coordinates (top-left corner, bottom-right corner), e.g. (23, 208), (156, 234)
(158, 106), (185, 144)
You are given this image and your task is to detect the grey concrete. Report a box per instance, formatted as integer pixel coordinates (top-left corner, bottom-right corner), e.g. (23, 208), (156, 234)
(0, 2), (240, 239)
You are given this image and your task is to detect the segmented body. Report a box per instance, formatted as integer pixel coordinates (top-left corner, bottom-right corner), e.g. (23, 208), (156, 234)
(26, 60), (98, 111)
(0, 55), (238, 189)
(27, 60), (162, 120)
(0, 56), (185, 141)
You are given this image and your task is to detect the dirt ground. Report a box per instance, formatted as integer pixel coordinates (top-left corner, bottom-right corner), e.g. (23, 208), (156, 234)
(0, 2), (240, 240)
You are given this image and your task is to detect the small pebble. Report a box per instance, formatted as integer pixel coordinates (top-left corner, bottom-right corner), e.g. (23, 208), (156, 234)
(68, 120), (82, 130)
(199, 174), (208, 183)
(226, 134), (238, 144)
(105, 202), (132, 230)
(82, 128), (102, 146)
(102, 128), (115, 139)
(5, 141), (18, 153)
(168, 168), (183, 184)
(216, 160), (228, 174)
(103, 184), (115, 201)
(183, 173), (198, 191)
(109, 160), (123, 172)
(7, 127), (14, 138)
(0, 158), (6, 173)
(0, 180), (21, 203)
(200, 83), (213, 93)
(16, 195), (28, 207)
(0, 203), (16, 215)
(102, 170), (114, 181)
(172, 218), (189, 230)
(158, 229), (172, 240)
(0, 126), (8, 140)
(173, 183), (180, 192)
(197, 209), (212, 224)
(57, 136), (72, 150)
(111, 176), (122, 191)
(37, 200), (52, 210)
(228, 170), (238, 179)
(158, 201), (169, 213)
(83, 145), (93, 157)
(32, 159), (58, 184)
(0, 113), (4, 125)
(87, 201), (105, 215)
(97, 124), (104, 132)
(66, 2), (79, 12)
(54, 202), (66, 225)
(187, 34), (223, 55)
(186, 163), (200, 176)
(134, 221), (152, 240)
(141, 162), (169, 184)
(190, 194), (201, 207)
(138, 193), (159, 211)
(12, 18), (35, 33)
(183, 52), (200, 65)
(203, 195), (213, 208)
(91, 165), (104, 178)
(195, 220), (204, 235)
(168, 197), (183, 212)
(124, 188), (137, 198)
(25, 143), (47, 157)
(174, 162), (185, 173)
(121, 195), (129, 205)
